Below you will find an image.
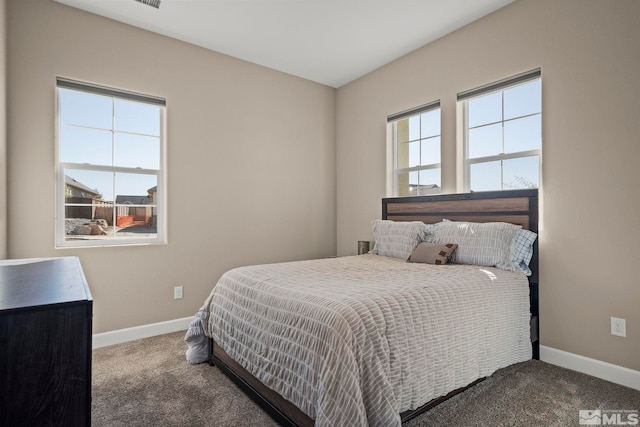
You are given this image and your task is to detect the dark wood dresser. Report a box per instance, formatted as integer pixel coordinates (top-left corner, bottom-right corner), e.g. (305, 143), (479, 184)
(0, 257), (92, 426)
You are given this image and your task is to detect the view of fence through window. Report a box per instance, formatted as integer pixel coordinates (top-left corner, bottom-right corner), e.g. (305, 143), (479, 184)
(57, 81), (164, 246)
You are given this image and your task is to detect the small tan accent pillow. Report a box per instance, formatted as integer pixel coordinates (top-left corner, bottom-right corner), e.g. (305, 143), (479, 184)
(407, 242), (458, 265)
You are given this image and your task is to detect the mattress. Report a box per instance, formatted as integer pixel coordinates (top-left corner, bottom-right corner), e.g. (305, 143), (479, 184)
(185, 254), (531, 426)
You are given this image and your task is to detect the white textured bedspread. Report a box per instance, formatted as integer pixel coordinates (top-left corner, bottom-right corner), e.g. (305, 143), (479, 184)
(185, 254), (531, 426)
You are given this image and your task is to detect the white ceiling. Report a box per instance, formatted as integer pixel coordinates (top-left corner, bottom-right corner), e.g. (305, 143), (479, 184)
(54, 0), (514, 88)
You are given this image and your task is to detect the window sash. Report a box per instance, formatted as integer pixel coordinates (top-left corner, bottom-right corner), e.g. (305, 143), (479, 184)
(395, 163), (441, 174)
(462, 73), (541, 192)
(58, 165), (164, 247)
(61, 162), (159, 175)
(56, 81), (166, 247)
(466, 149), (540, 165)
(391, 103), (442, 196)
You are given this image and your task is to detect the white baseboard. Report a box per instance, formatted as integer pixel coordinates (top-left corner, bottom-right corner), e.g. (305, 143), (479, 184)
(540, 345), (640, 391)
(92, 316), (192, 349)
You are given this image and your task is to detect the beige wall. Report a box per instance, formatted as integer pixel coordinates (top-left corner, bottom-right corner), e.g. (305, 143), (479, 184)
(0, 0), (6, 260)
(336, 0), (640, 371)
(6, 0), (639, 372)
(6, 0), (336, 333)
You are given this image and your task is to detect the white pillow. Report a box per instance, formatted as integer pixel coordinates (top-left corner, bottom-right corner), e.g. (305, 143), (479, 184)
(422, 222), (440, 243)
(371, 220), (430, 260)
(432, 221), (521, 270)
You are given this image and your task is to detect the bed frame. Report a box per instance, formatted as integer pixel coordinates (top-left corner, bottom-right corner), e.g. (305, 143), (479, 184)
(208, 189), (539, 427)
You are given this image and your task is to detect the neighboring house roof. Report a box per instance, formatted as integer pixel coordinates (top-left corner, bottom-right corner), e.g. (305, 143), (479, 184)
(65, 175), (100, 196)
(408, 183), (440, 195)
(147, 185), (157, 193)
(116, 195), (152, 205)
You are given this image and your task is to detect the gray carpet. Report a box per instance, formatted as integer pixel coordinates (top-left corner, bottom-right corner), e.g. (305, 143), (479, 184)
(92, 331), (639, 426)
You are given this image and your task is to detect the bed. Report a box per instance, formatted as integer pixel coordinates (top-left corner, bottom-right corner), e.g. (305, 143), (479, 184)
(185, 189), (539, 427)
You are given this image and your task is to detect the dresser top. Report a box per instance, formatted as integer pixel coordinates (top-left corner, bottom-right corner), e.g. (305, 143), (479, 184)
(0, 257), (91, 312)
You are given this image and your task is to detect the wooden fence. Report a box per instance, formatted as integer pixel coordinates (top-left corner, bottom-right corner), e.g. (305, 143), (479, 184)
(66, 198), (152, 226)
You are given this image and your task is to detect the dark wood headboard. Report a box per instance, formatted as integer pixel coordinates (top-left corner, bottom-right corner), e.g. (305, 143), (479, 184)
(382, 189), (538, 281)
(383, 189), (537, 229)
(382, 189), (539, 359)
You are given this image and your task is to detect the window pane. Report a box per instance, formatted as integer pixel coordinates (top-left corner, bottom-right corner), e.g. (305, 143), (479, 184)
(114, 133), (161, 170)
(396, 170), (440, 196)
(420, 109), (440, 138)
(468, 91), (501, 127)
(468, 123), (502, 159)
(409, 171), (418, 187)
(504, 115), (541, 154)
(408, 115), (420, 141)
(420, 137), (440, 165)
(393, 105), (441, 197)
(408, 141), (420, 167)
(397, 141), (410, 169)
(114, 172), (157, 201)
(65, 169), (113, 201)
(60, 126), (112, 166)
(418, 168), (441, 194)
(64, 212), (115, 241)
(504, 80), (541, 120)
(396, 171), (410, 196)
(115, 218), (157, 239)
(396, 119), (410, 144)
(397, 116), (421, 143)
(115, 99), (161, 136)
(59, 89), (112, 129)
(503, 156), (539, 189)
(64, 169), (115, 241)
(114, 173), (157, 239)
(470, 161), (501, 192)
(64, 202), (115, 241)
(397, 171), (419, 196)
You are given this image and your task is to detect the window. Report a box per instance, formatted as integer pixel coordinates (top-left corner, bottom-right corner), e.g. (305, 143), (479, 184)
(460, 69), (541, 192)
(56, 78), (166, 247)
(389, 101), (441, 196)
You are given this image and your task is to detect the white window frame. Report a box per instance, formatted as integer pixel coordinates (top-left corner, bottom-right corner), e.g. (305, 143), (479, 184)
(388, 101), (441, 197)
(55, 78), (167, 248)
(459, 69), (541, 192)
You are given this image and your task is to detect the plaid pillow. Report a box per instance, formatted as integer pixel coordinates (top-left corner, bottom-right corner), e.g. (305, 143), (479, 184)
(511, 229), (537, 276)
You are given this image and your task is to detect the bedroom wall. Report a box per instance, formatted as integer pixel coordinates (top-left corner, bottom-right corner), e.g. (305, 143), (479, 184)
(6, 0), (336, 333)
(336, 0), (640, 371)
(0, 0), (6, 260)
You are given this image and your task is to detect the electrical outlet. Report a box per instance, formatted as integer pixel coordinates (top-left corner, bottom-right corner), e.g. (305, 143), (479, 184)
(611, 317), (626, 337)
(173, 286), (183, 300)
